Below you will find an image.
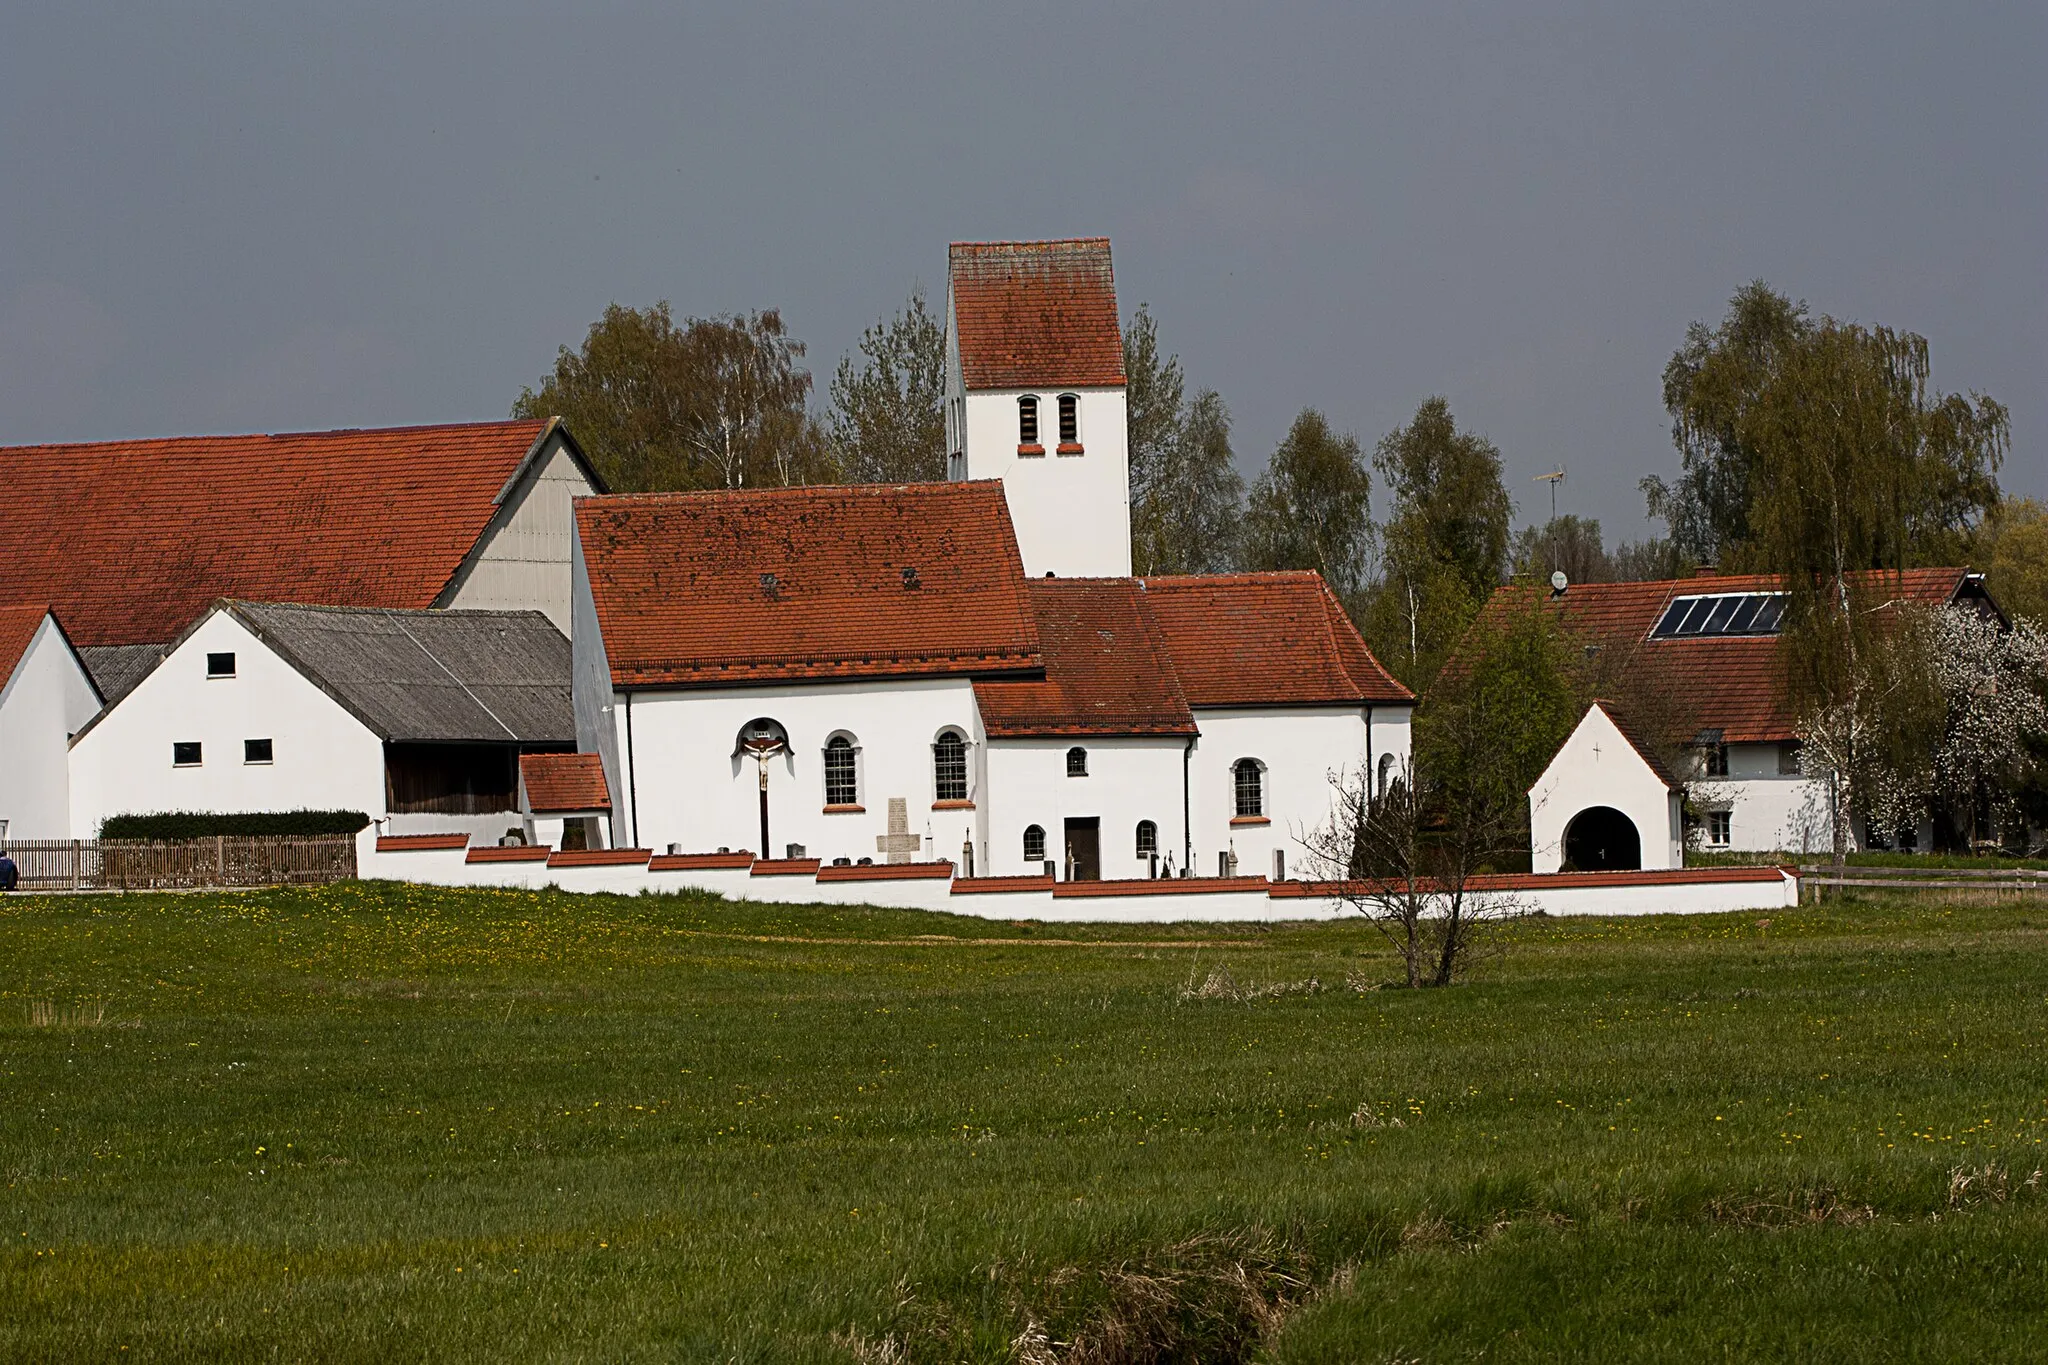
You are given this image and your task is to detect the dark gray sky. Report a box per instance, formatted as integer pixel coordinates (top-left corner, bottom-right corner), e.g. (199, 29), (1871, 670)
(4, 4), (2041, 539)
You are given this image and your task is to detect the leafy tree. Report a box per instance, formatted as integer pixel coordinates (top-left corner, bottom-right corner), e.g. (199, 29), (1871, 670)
(1609, 536), (1693, 583)
(1648, 282), (2008, 570)
(1125, 307), (1243, 575)
(1981, 497), (2048, 626)
(1241, 409), (1371, 597)
(828, 289), (946, 484)
(515, 303), (830, 492)
(1510, 515), (1613, 585)
(1359, 398), (1513, 687)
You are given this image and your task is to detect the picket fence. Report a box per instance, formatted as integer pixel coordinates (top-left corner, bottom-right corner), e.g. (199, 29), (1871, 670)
(4, 836), (357, 891)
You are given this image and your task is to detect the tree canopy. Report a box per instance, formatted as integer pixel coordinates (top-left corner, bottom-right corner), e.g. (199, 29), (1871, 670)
(1124, 306), (1244, 575)
(1241, 409), (1372, 598)
(514, 303), (829, 493)
(827, 289), (946, 484)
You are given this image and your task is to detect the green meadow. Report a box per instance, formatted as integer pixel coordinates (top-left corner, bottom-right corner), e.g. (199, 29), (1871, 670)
(2, 882), (2045, 1361)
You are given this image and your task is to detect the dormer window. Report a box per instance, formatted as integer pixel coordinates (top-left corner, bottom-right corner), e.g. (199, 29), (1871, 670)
(1017, 395), (1040, 451)
(1057, 394), (1080, 450)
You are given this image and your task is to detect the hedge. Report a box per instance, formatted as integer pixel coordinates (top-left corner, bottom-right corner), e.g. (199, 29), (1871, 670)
(98, 810), (371, 840)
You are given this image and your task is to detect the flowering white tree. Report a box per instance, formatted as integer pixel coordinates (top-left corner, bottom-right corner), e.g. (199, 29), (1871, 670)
(1929, 608), (2048, 847)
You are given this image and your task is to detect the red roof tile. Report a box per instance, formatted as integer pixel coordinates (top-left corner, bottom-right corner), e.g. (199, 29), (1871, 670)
(577, 482), (1043, 688)
(0, 419), (563, 646)
(949, 239), (1126, 390)
(1468, 569), (1973, 743)
(976, 579), (1197, 738)
(0, 605), (51, 691)
(520, 752), (612, 813)
(1140, 573), (1414, 708)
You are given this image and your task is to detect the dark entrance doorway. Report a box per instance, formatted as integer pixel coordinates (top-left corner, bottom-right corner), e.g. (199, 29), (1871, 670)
(1064, 817), (1101, 881)
(1563, 806), (1641, 871)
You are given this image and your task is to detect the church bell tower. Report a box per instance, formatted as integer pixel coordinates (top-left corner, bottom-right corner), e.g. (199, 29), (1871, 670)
(945, 238), (1132, 579)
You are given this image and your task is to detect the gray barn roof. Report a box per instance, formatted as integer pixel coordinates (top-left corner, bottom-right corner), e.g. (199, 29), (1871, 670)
(228, 601), (573, 743)
(79, 643), (170, 707)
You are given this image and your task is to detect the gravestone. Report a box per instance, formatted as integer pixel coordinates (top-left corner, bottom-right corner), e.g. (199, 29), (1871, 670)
(876, 798), (921, 864)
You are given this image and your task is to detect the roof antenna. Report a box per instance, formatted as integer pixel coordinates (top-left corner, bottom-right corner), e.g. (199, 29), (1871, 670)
(1533, 467), (1566, 522)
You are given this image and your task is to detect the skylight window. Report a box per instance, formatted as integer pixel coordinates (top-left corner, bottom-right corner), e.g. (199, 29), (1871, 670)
(1651, 593), (1785, 639)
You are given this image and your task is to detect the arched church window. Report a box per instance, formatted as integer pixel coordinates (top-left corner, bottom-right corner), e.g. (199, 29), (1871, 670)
(1017, 395), (1039, 447)
(1023, 824), (1046, 862)
(1233, 758), (1265, 818)
(1135, 820), (1157, 858)
(1066, 746), (1088, 776)
(1376, 753), (1397, 798)
(933, 729), (968, 803)
(823, 734), (859, 807)
(1057, 393), (1079, 445)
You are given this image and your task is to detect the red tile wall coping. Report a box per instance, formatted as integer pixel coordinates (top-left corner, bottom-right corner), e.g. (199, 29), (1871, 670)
(1268, 866), (1794, 898)
(376, 834), (471, 852)
(816, 861), (955, 883)
(1051, 876), (1274, 899)
(950, 874), (1056, 894)
(545, 848), (654, 869)
(649, 852), (756, 871)
(466, 845), (552, 864)
(750, 858), (822, 876)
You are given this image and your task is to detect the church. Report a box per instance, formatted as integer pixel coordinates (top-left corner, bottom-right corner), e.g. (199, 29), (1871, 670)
(568, 238), (1414, 880)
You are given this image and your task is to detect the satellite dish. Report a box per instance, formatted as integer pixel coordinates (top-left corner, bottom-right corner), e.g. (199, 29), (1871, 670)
(1551, 570), (1569, 593)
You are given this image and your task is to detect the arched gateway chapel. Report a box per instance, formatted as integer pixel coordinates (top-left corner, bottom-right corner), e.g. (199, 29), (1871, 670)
(569, 239), (1415, 879)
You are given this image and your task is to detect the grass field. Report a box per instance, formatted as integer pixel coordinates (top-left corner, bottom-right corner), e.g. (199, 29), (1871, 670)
(3, 882), (2045, 1362)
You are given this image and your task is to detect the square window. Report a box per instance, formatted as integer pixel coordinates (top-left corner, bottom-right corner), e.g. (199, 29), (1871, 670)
(245, 738), (274, 764)
(206, 652), (236, 678)
(173, 741), (202, 767)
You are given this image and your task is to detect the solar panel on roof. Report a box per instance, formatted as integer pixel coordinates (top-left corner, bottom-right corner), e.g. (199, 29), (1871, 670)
(1650, 592), (1787, 640)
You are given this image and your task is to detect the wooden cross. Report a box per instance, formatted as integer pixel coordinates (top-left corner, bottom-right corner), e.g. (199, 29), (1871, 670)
(876, 797), (921, 864)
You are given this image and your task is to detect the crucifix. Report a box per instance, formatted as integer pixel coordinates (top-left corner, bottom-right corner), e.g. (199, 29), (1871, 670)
(736, 718), (789, 859)
(876, 798), (922, 864)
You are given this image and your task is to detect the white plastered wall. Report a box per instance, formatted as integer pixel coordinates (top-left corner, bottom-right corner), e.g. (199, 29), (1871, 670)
(67, 610), (387, 836)
(1689, 743), (1843, 854)
(981, 737), (1187, 879)
(609, 677), (988, 863)
(958, 387), (1131, 579)
(0, 616), (102, 839)
(1187, 706), (1412, 881)
(1528, 706), (1684, 873)
(445, 435), (598, 635)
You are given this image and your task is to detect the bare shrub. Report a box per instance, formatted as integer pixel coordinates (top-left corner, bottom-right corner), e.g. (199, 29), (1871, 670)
(28, 1000), (106, 1028)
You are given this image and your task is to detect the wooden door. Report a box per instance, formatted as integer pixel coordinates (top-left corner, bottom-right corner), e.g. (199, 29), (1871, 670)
(1063, 818), (1100, 882)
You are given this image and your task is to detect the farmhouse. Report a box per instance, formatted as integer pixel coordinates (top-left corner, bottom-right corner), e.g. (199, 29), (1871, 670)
(69, 601), (575, 843)
(0, 607), (102, 841)
(1479, 567), (2004, 854)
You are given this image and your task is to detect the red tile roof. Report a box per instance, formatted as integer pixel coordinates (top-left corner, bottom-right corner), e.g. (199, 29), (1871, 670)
(1140, 573), (1415, 708)
(949, 239), (1126, 391)
(0, 419), (566, 646)
(0, 606), (51, 691)
(520, 752), (612, 813)
(975, 579), (1197, 738)
(1469, 569), (1974, 743)
(577, 482), (1043, 688)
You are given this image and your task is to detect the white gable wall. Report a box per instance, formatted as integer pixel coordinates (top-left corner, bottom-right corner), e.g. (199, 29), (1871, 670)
(614, 678), (988, 862)
(445, 434), (598, 634)
(956, 386), (1132, 579)
(0, 616), (102, 839)
(982, 737), (1187, 879)
(68, 610), (386, 836)
(1528, 706), (1684, 873)
(568, 524), (628, 834)
(1187, 706), (1412, 881)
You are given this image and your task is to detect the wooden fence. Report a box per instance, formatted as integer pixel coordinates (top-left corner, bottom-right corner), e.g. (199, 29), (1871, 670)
(1799, 862), (2048, 901)
(4, 835), (356, 892)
